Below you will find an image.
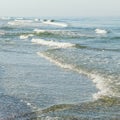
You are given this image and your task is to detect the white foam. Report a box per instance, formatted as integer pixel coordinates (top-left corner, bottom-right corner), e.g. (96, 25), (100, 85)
(37, 52), (118, 100)
(31, 39), (75, 48)
(43, 20), (68, 27)
(16, 17), (24, 20)
(14, 19), (33, 23)
(8, 20), (33, 26)
(33, 29), (60, 34)
(33, 29), (46, 33)
(20, 34), (34, 39)
(0, 31), (5, 35)
(90, 73), (113, 99)
(8, 21), (15, 25)
(27, 102), (31, 106)
(34, 18), (40, 22)
(37, 52), (74, 70)
(33, 29), (63, 34)
(41, 116), (60, 120)
(95, 29), (107, 34)
(33, 28), (92, 38)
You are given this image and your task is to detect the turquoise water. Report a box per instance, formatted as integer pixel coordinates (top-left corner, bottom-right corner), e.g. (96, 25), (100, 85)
(0, 17), (120, 119)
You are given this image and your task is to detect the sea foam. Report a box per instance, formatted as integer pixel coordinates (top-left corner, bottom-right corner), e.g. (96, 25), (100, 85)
(20, 34), (34, 40)
(33, 29), (94, 39)
(31, 39), (75, 48)
(33, 29), (46, 33)
(16, 17), (24, 20)
(43, 20), (68, 27)
(37, 52), (119, 100)
(95, 29), (107, 34)
(8, 20), (33, 26)
(0, 31), (5, 35)
(1, 17), (11, 20)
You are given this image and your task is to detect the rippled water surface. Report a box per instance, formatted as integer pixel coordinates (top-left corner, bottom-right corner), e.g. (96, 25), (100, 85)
(0, 17), (120, 119)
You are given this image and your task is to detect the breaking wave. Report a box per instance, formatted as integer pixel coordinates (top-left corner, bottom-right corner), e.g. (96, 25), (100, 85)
(0, 31), (5, 35)
(0, 17), (11, 20)
(42, 20), (68, 27)
(37, 51), (120, 100)
(20, 34), (34, 40)
(95, 29), (108, 34)
(31, 38), (75, 48)
(33, 29), (46, 33)
(33, 29), (95, 38)
(8, 20), (33, 26)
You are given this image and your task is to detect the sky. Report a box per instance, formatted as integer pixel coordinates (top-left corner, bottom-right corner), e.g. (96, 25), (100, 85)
(0, 0), (120, 17)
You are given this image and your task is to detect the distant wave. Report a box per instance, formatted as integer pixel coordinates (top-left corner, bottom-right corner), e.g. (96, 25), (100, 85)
(0, 31), (5, 35)
(8, 20), (33, 26)
(20, 34), (34, 40)
(33, 29), (95, 39)
(95, 29), (108, 34)
(0, 17), (11, 20)
(34, 18), (40, 22)
(42, 20), (68, 27)
(37, 51), (120, 100)
(33, 29), (46, 33)
(16, 17), (24, 20)
(14, 19), (32, 23)
(31, 39), (75, 48)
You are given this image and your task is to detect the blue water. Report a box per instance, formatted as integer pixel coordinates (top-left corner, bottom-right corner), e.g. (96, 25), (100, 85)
(0, 17), (120, 119)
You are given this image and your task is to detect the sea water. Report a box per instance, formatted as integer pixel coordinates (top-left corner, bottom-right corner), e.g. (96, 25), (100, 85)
(0, 17), (120, 119)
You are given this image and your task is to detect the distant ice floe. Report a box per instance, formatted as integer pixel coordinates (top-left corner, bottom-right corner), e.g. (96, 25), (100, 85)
(31, 38), (75, 48)
(95, 29), (107, 34)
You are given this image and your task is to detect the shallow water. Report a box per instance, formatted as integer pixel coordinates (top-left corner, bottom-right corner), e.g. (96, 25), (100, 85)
(0, 17), (120, 119)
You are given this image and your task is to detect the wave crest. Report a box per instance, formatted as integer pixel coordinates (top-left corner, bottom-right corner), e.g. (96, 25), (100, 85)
(31, 39), (75, 48)
(42, 20), (68, 27)
(8, 20), (33, 26)
(20, 34), (34, 40)
(37, 51), (120, 100)
(33, 29), (46, 33)
(0, 31), (5, 35)
(95, 29), (107, 34)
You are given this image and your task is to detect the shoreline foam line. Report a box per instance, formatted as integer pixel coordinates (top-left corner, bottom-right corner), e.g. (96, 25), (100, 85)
(37, 52), (119, 100)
